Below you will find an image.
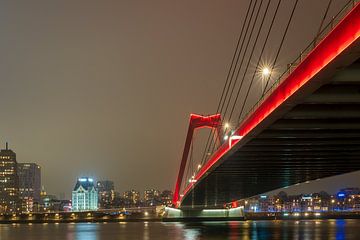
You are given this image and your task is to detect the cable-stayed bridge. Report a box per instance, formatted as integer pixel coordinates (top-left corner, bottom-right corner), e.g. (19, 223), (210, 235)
(168, 1), (360, 219)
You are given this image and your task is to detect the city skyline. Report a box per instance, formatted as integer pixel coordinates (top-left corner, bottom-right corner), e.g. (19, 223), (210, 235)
(2, 142), (360, 201)
(0, 0), (359, 199)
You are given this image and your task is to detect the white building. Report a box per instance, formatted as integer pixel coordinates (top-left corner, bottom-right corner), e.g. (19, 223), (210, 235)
(72, 177), (98, 211)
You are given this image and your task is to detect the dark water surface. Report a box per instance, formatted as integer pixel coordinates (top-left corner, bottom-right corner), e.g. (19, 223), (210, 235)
(1, 219), (360, 240)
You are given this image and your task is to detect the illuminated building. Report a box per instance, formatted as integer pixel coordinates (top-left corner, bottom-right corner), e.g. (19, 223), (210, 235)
(96, 180), (115, 209)
(336, 188), (360, 211)
(160, 190), (173, 206)
(144, 189), (160, 206)
(41, 194), (58, 211)
(18, 163), (41, 212)
(123, 190), (140, 206)
(72, 177), (98, 211)
(0, 143), (19, 213)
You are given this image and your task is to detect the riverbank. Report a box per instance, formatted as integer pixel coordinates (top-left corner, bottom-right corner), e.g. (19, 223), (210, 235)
(245, 211), (360, 220)
(1, 211), (360, 224)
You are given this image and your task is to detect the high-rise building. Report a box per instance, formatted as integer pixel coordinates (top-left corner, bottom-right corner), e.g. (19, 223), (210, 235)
(0, 143), (19, 213)
(97, 180), (115, 209)
(18, 163), (41, 212)
(72, 177), (98, 211)
(123, 190), (140, 206)
(144, 189), (160, 206)
(160, 190), (173, 206)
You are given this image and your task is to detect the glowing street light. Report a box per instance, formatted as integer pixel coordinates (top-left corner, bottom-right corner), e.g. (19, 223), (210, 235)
(224, 122), (230, 129)
(262, 67), (271, 77)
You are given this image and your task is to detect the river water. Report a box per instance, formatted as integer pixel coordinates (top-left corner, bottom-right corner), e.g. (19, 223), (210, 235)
(1, 219), (360, 239)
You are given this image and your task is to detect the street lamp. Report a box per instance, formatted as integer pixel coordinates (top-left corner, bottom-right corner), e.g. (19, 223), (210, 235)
(260, 67), (271, 93)
(262, 67), (271, 77)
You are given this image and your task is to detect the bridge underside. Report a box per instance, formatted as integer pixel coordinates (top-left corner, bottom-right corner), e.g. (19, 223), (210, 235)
(181, 56), (360, 207)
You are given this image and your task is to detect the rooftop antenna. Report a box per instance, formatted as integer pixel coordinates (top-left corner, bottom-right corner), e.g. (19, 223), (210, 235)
(5, 142), (8, 150)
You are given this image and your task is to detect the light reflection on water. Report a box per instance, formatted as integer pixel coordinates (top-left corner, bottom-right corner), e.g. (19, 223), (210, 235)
(0, 219), (359, 240)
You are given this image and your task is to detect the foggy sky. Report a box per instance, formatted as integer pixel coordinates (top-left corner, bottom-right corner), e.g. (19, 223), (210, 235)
(0, 0), (358, 199)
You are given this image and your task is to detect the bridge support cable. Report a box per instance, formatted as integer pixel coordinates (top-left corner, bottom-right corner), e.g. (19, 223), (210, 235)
(208, 0), (270, 155)
(182, 137), (194, 196)
(225, 0), (273, 123)
(219, 0), (260, 116)
(200, 0), (256, 167)
(240, 0), (354, 124)
(204, 0), (264, 161)
(223, 0), (266, 122)
(314, 0), (333, 47)
(260, 0), (300, 98)
(234, 0), (282, 123)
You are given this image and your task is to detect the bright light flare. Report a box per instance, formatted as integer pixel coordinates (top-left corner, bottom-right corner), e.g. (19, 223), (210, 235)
(262, 67), (271, 77)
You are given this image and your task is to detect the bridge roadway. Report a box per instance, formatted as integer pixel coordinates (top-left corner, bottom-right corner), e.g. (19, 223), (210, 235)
(178, 2), (360, 208)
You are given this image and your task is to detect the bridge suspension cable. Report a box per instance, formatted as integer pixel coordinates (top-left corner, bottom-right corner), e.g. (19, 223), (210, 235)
(233, 0), (281, 124)
(315, 0), (333, 46)
(259, 0), (300, 99)
(208, 0), (270, 155)
(204, 0), (302, 165)
(226, 0), (273, 122)
(194, 0), (333, 195)
(201, 0), (264, 164)
(199, 0), (255, 166)
(208, 0), (279, 156)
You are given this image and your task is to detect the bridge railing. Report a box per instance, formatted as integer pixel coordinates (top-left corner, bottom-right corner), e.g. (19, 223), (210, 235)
(238, 0), (359, 126)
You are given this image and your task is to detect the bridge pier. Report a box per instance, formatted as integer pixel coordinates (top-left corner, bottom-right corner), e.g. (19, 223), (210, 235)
(163, 206), (244, 222)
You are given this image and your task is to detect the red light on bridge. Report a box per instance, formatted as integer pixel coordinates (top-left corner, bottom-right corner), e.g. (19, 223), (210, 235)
(176, 2), (360, 207)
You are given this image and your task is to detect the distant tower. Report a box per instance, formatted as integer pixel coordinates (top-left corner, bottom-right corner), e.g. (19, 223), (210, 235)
(17, 163), (41, 212)
(0, 143), (19, 213)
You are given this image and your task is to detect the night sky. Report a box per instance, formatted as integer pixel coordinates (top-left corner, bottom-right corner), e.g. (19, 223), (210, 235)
(0, 0), (358, 199)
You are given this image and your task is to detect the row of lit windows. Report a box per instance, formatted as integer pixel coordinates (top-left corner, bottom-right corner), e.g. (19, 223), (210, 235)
(0, 162), (16, 166)
(0, 172), (15, 176)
